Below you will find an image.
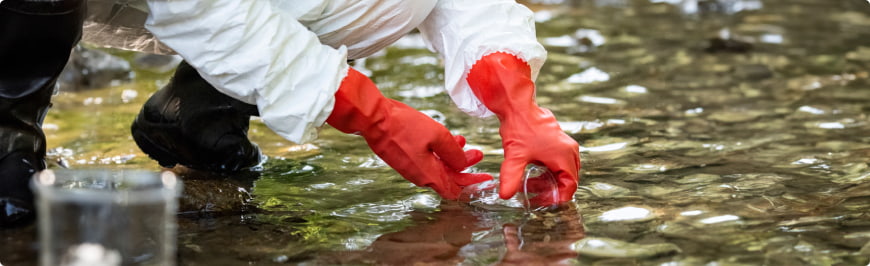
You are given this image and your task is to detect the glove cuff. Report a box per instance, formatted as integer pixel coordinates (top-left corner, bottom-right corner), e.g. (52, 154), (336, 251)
(326, 68), (390, 135)
(467, 52), (540, 120)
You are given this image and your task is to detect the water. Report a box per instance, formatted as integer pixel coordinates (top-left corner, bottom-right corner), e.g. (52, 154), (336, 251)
(2, 0), (870, 265)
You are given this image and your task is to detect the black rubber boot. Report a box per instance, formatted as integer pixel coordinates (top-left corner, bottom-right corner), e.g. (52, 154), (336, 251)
(131, 61), (264, 172)
(0, 0), (86, 227)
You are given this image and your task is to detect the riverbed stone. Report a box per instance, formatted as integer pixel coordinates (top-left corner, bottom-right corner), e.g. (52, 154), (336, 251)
(59, 45), (132, 91)
(571, 237), (681, 258)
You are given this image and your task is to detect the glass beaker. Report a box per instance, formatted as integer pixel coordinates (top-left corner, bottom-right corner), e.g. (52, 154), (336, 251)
(31, 169), (182, 266)
(459, 164), (560, 212)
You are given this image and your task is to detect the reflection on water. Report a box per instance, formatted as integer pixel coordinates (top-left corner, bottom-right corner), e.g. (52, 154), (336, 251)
(2, 0), (870, 265)
(313, 202), (585, 265)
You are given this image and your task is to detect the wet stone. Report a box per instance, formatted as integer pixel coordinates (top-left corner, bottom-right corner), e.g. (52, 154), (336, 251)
(861, 241), (870, 256)
(762, 237), (857, 265)
(641, 140), (704, 152)
(655, 256), (711, 266)
(728, 174), (788, 193)
(780, 225), (837, 234)
(839, 162), (869, 176)
(179, 179), (256, 214)
(171, 169), (260, 215)
(707, 110), (765, 123)
(841, 182), (870, 198)
(844, 231), (870, 241)
(674, 173), (720, 184)
(639, 186), (686, 199)
(571, 237), (681, 258)
(776, 216), (838, 228)
(734, 64), (774, 81)
(594, 206), (657, 223)
(839, 198), (870, 212)
(58, 45), (132, 92)
(589, 258), (642, 266)
(705, 37), (753, 53)
(577, 182), (633, 198)
(846, 46), (870, 61)
(656, 221), (747, 244)
(176, 215), (306, 265)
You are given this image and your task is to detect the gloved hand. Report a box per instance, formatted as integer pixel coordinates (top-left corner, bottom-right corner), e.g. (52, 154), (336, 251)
(466, 52), (580, 205)
(327, 68), (493, 199)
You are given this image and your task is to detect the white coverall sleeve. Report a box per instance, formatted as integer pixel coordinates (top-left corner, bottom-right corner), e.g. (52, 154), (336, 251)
(418, 0), (547, 117)
(144, 0), (349, 143)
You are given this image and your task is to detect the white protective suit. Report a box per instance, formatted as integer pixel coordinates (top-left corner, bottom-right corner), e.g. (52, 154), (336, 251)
(142, 0), (547, 143)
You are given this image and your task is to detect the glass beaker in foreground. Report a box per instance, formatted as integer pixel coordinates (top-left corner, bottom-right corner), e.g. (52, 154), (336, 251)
(31, 169), (182, 266)
(459, 164), (560, 212)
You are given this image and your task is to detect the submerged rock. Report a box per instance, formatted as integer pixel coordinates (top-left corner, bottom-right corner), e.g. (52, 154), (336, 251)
(577, 182), (632, 199)
(571, 237), (681, 258)
(705, 37), (753, 53)
(861, 241), (870, 256)
(171, 167), (261, 215)
(846, 46), (870, 62)
(734, 64), (773, 81)
(595, 206), (657, 223)
(674, 173), (721, 184)
(59, 45), (132, 91)
(707, 110), (765, 123)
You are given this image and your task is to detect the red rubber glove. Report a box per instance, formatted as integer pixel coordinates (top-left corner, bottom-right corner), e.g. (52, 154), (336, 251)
(327, 68), (493, 199)
(466, 52), (580, 205)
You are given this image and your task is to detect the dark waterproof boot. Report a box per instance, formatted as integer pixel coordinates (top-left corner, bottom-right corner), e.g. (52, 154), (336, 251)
(131, 61), (264, 172)
(0, 0), (86, 227)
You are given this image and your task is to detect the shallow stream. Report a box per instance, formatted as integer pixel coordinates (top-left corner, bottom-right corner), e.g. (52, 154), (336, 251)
(2, 0), (870, 265)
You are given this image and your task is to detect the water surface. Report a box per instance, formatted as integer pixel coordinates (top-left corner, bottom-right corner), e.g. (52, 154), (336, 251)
(2, 0), (870, 265)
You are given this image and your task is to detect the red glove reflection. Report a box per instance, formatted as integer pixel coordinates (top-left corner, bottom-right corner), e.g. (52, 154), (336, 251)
(327, 68), (492, 199)
(467, 52), (580, 205)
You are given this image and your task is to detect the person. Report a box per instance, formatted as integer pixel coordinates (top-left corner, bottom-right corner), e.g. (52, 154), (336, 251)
(0, 0), (580, 226)
(0, 0), (87, 227)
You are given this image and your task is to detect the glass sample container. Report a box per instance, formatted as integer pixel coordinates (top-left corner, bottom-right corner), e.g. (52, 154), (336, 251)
(31, 169), (182, 266)
(459, 164), (560, 212)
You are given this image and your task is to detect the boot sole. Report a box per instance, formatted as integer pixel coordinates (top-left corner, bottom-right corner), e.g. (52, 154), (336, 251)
(131, 113), (264, 172)
(131, 116), (183, 169)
